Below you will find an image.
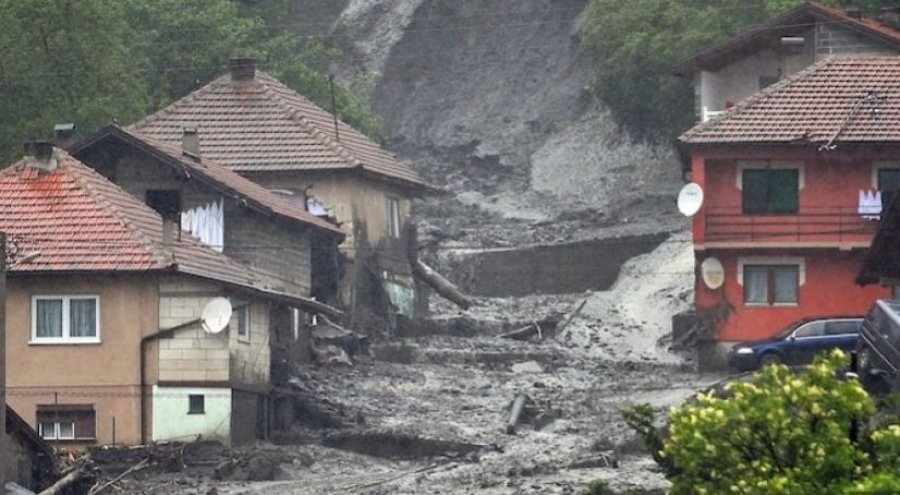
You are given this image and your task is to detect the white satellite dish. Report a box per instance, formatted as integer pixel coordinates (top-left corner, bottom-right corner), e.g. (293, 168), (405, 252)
(677, 182), (704, 217)
(201, 297), (233, 335)
(700, 257), (725, 290)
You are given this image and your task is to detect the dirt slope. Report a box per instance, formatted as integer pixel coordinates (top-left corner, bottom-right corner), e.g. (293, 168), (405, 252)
(332, 0), (685, 244)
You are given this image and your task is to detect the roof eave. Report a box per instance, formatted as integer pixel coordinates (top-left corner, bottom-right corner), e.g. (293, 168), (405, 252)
(72, 126), (344, 237)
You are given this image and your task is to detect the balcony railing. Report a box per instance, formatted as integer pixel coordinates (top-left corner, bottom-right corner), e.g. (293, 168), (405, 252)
(701, 206), (880, 245)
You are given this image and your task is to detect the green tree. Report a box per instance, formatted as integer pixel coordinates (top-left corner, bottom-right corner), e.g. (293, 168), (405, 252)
(0, 0), (383, 163)
(0, 0), (148, 162)
(579, 0), (880, 140)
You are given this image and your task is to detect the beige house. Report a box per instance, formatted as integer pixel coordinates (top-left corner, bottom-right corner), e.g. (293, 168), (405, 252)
(131, 59), (437, 320)
(671, 3), (900, 123)
(1, 142), (337, 446)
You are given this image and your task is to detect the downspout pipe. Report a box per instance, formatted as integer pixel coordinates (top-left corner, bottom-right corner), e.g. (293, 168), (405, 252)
(139, 318), (201, 445)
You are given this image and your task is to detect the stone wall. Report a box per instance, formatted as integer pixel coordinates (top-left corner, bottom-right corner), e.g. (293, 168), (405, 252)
(445, 233), (668, 297)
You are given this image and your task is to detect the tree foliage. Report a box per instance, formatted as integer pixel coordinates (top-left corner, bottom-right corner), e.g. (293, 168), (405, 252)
(0, 0), (381, 163)
(579, 0), (881, 140)
(629, 350), (900, 494)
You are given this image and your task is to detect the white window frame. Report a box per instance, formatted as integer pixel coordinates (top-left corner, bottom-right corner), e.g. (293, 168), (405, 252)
(737, 256), (805, 307)
(30, 295), (101, 344)
(387, 197), (401, 239)
(39, 421), (75, 440)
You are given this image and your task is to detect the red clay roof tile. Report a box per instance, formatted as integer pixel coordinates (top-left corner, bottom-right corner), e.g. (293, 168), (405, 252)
(130, 71), (433, 191)
(679, 57), (900, 145)
(0, 150), (258, 290)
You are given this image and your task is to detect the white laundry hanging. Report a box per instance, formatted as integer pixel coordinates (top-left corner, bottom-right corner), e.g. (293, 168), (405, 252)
(181, 198), (224, 251)
(858, 189), (882, 220)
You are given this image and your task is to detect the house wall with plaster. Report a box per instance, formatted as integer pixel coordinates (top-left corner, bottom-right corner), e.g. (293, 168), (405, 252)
(696, 21), (896, 118)
(691, 149), (895, 343)
(151, 385), (231, 444)
(5, 274), (158, 446)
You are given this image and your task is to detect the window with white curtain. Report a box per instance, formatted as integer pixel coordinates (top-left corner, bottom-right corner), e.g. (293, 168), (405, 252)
(743, 265), (799, 305)
(32, 295), (100, 343)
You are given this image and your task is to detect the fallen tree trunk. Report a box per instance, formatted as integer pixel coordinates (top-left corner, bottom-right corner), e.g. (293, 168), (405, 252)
(406, 223), (472, 310)
(505, 394), (529, 435)
(39, 468), (86, 495)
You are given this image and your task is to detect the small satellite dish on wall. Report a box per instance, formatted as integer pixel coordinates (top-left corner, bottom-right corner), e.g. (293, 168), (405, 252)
(700, 257), (725, 290)
(201, 297), (233, 335)
(677, 183), (704, 217)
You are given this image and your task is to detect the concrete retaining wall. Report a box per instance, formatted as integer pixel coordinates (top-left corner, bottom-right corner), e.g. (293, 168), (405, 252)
(446, 233), (668, 297)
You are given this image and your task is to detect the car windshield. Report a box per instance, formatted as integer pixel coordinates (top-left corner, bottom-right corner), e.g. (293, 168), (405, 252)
(773, 323), (801, 340)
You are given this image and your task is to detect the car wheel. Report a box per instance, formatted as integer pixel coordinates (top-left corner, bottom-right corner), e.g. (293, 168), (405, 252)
(759, 353), (782, 367)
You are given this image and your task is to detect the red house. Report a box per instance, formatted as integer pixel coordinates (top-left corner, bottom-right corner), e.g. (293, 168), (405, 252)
(680, 57), (900, 357)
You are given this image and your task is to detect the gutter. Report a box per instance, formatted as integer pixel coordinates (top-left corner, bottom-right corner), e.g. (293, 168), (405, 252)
(138, 317), (201, 445)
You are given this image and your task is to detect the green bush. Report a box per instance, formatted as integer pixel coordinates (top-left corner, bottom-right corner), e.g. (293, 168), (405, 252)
(632, 350), (900, 494)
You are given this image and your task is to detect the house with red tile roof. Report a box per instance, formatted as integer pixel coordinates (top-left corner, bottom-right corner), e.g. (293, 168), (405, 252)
(672, 2), (900, 123)
(1, 142), (340, 447)
(130, 59), (437, 321)
(680, 57), (900, 367)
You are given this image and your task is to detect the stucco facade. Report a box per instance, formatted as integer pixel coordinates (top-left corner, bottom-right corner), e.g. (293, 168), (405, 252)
(691, 147), (895, 343)
(6, 273), (278, 447)
(690, 12), (899, 121)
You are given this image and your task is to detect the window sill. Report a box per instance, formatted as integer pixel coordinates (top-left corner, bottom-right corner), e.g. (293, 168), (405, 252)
(29, 339), (101, 345)
(41, 437), (96, 443)
(237, 336), (251, 344)
(744, 303), (799, 308)
(187, 411), (206, 415)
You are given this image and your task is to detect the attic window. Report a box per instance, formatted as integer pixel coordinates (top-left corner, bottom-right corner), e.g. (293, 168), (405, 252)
(145, 190), (181, 219)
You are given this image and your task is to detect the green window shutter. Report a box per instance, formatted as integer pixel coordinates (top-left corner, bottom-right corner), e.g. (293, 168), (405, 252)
(768, 169), (799, 214)
(742, 169), (769, 214)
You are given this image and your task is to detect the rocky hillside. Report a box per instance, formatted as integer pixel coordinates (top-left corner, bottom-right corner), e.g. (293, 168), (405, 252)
(323, 0), (686, 246)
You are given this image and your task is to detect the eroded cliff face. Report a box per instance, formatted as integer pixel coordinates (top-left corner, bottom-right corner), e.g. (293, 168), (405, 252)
(325, 0), (684, 244)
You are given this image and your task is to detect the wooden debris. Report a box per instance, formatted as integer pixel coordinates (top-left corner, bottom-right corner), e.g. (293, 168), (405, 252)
(276, 382), (358, 430)
(38, 468), (87, 495)
(500, 314), (562, 341)
(568, 453), (619, 469)
(406, 223), (472, 310)
(557, 296), (589, 334)
(505, 394), (530, 435)
(88, 458), (151, 495)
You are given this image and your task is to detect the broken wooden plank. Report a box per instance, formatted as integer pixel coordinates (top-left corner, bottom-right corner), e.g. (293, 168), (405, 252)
(557, 296), (589, 334)
(88, 458), (151, 495)
(499, 324), (539, 340)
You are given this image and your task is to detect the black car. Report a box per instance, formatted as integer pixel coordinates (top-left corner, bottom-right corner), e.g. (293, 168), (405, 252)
(857, 300), (900, 382)
(728, 317), (863, 371)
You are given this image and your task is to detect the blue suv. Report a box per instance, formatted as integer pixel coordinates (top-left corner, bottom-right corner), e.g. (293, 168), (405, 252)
(728, 317), (863, 371)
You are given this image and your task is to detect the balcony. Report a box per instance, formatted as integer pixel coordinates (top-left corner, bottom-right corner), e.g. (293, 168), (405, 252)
(700, 206), (879, 247)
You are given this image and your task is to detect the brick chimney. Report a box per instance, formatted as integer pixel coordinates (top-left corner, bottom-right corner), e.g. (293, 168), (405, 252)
(181, 124), (200, 160)
(229, 58), (257, 82)
(54, 122), (76, 150)
(23, 140), (57, 171)
(845, 7), (862, 19)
